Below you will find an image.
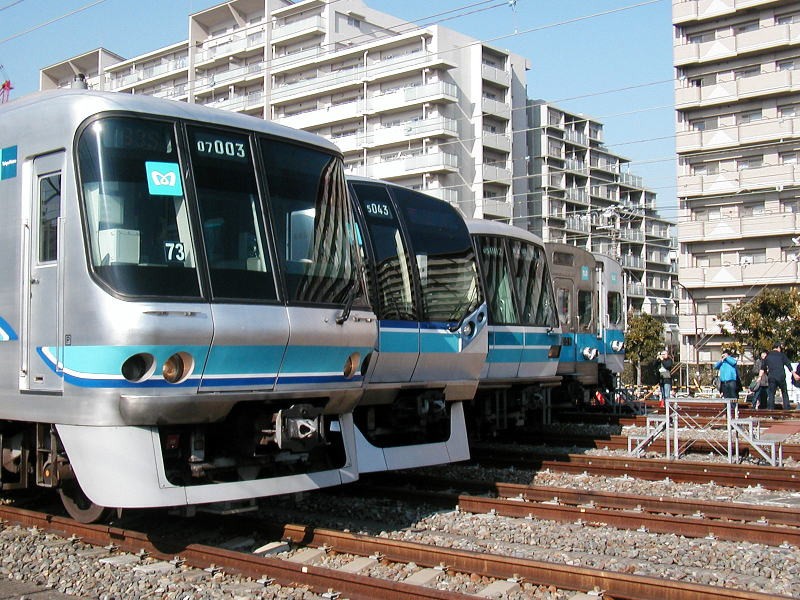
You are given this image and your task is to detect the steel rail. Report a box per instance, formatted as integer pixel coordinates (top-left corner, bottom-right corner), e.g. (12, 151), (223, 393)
(471, 448), (800, 490)
(493, 482), (800, 527)
(456, 493), (800, 547)
(281, 524), (790, 600)
(0, 505), (468, 600)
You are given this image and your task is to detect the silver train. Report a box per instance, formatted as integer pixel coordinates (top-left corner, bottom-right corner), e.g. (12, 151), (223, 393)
(0, 90), (625, 521)
(546, 243), (625, 408)
(0, 90), (377, 521)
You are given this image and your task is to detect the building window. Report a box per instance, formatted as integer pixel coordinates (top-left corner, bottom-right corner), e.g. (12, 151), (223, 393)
(740, 250), (766, 265)
(777, 12), (800, 25)
(688, 30), (715, 43)
(734, 66), (760, 79)
(737, 109), (762, 124)
(733, 21), (759, 34)
(690, 116), (718, 131)
(347, 16), (361, 28)
(737, 156), (763, 170)
(778, 58), (800, 71)
(740, 202), (765, 217)
(781, 152), (800, 165)
(692, 162), (719, 176)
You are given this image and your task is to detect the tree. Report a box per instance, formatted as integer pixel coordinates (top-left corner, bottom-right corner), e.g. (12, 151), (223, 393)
(625, 312), (666, 385)
(718, 288), (800, 357)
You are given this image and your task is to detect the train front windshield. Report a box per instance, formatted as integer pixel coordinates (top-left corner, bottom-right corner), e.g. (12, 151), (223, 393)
(77, 116), (358, 303)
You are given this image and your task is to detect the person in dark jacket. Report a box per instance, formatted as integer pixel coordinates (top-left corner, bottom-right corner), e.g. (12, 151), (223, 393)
(714, 350), (739, 400)
(760, 342), (796, 410)
(656, 350), (674, 401)
(750, 350), (768, 409)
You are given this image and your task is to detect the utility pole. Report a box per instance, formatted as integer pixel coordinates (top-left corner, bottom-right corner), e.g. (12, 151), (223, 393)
(675, 281), (699, 394)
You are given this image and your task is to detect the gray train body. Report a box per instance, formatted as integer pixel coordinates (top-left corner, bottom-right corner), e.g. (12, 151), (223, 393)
(346, 177), (487, 472)
(0, 90), (376, 519)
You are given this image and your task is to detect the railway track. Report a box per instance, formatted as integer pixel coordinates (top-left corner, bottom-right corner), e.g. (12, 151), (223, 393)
(350, 475), (800, 546)
(0, 500), (791, 600)
(471, 446), (800, 489)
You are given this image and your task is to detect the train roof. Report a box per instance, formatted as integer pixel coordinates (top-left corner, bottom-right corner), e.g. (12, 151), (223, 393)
(0, 89), (340, 154)
(465, 219), (545, 246)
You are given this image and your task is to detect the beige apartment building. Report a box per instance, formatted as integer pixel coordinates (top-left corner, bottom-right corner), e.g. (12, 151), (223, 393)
(527, 101), (678, 323)
(40, 0), (531, 222)
(674, 0), (800, 367)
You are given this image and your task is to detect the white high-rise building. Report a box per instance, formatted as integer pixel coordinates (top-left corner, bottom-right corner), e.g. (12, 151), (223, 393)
(41, 0), (530, 222)
(673, 0), (800, 366)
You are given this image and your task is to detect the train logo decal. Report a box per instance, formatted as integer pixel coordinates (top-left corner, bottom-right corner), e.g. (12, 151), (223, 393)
(145, 162), (182, 196)
(0, 145), (17, 180)
(0, 316), (18, 341)
(580, 265), (590, 281)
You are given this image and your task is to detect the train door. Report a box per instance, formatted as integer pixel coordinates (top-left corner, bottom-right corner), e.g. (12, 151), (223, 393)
(349, 181), (418, 383)
(553, 275), (577, 370)
(25, 152), (65, 391)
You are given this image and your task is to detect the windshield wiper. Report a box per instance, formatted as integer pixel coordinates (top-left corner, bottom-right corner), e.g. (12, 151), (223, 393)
(336, 283), (359, 325)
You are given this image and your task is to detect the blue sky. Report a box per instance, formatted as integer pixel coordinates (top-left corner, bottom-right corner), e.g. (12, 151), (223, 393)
(0, 0), (676, 216)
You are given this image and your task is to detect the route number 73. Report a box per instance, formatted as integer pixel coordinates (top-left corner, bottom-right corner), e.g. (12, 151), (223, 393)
(165, 241), (186, 262)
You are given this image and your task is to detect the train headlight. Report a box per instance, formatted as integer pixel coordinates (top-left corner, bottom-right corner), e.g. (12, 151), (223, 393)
(121, 353), (155, 383)
(461, 320), (475, 338)
(582, 347), (599, 361)
(611, 340), (625, 352)
(162, 352), (194, 384)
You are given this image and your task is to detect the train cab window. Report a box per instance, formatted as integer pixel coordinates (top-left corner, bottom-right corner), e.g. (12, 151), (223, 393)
(578, 290), (593, 329)
(187, 126), (276, 301)
(475, 236), (518, 324)
(260, 139), (359, 305)
(509, 240), (557, 328)
(391, 187), (480, 323)
(38, 174), (61, 263)
(77, 117), (201, 298)
(350, 183), (415, 320)
(608, 291), (623, 325)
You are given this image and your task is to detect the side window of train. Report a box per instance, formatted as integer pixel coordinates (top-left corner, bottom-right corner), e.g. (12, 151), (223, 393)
(38, 174), (61, 263)
(77, 117), (201, 298)
(477, 236), (518, 325)
(608, 291), (623, 325)
(578, 290), (593, 329)
(556, 287), (570, 326)
(187, 126), (276, 302)
(259, 138), (358, 305)
(349, 183), (415, 320)
(510, 240), (557, 327)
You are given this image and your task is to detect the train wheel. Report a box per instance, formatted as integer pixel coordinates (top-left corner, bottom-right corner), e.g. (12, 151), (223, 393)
(58, 479), (113, 524)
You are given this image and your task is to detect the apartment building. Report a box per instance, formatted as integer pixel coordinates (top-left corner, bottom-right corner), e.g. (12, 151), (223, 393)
(674, 0), (800, 366)
(40, 0), (530, 221)
(527, 101), (678, 325)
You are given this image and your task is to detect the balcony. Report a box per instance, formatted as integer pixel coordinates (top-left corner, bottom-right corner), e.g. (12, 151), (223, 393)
(200, 91), (265, 113)
(675, 22), (800, 67)
(482, 163), (512, 184)
(195, 62), (265, 92)
(109, 59), (188, 90)
(482, 131), (512, 152)
(680, 260), (800, 288)
(564, 158), (588, 174)
(620, 255), (644, 269)
(564, 129), (588, 146)
(678, 163), (800, 196)
(424, 187), (459, 205)
(672, 0), (776, 24)
(327, 132), (362, 153)
(195, 30), (265, 66)
(365, 81), (458, 114)
(365, 52), (457, 83)
(619, 229), (645, 242)
(564, 187), (589, 205)
(590, 185), (618, 201)
(619, 172), (643, 188)
(363, 117), (458, 147)
(271, 66), (364, 103)
(676, 70), (800, 110)
(364, 151), (459, 179)
(627, 282), (646, 297)
(481, 63), (511, 87)
(590, 158), (619, 173)
(271, 46), (323, 73)
(676, 116), (800, 153)
(274, 100), (364, 130)
(481, 197), (513, 219)
(678, 211), (800, 242)
(271, 15), (326, 44)
(481, 97), (511, 119)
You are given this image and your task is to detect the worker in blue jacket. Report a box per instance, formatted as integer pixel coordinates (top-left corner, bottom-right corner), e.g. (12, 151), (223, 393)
(714, 350), (739, 400)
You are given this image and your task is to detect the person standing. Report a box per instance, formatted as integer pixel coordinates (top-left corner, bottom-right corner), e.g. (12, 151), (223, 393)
(750, 349), (768, 409)
(656, 350), (674, 402)
(760, 342), (794, 410)
(714, 350), (739, 400)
